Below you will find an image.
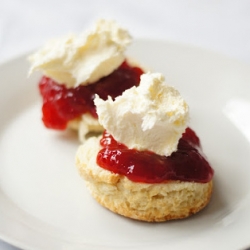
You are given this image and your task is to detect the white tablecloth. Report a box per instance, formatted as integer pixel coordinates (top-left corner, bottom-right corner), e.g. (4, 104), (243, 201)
(1, 0), (250, 249)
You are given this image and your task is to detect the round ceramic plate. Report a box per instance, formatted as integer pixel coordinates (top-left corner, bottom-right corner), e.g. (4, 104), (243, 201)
(0, 39), (250, 250)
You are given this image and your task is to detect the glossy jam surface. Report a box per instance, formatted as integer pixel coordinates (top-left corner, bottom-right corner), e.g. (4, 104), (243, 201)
(97, 128), (214, 183)
(39, 61), (144, 129)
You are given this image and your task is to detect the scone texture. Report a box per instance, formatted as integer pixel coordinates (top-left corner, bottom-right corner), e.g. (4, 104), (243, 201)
(76, 137), (213, 222)
(67, 113), (104, 142)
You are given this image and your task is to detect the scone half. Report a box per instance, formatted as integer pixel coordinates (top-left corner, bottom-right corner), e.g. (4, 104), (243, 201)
(76, 136), (213, 222)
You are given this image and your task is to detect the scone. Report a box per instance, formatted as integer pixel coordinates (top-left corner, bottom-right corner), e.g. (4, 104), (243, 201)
(28, 19), (144, 141)
(76, 135), (213, 222)
(76, 72), (214, 222)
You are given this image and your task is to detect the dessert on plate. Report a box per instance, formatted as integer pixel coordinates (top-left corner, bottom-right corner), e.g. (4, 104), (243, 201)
(76, 72), (214, 222)
(28, 19), (144, 141)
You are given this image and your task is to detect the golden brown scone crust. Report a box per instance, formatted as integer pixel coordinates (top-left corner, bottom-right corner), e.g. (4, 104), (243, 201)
(76, 135), (213, 222)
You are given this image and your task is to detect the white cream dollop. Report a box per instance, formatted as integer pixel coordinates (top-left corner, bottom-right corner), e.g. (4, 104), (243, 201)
(94, 72), (189, 156)
(28, 19), (131, 88)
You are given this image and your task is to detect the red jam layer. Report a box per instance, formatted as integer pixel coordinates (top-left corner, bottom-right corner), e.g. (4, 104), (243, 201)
(39, 61), (144, 130)
(97, 128), (214, 184)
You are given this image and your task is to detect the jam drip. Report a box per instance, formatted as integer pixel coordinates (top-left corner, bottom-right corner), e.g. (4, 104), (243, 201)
(97, 128), (214, 183)
(39, 61), (144, 129)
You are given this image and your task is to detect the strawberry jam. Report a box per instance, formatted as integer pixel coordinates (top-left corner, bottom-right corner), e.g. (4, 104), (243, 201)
(39, 61), (144, 129)
(97, 128), (214, 183)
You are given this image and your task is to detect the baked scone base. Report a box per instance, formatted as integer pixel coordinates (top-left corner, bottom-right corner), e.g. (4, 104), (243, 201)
(76, 137), (213, 222)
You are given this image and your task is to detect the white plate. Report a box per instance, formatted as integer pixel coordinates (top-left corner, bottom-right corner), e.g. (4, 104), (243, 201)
(0, 39), (250, 250)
